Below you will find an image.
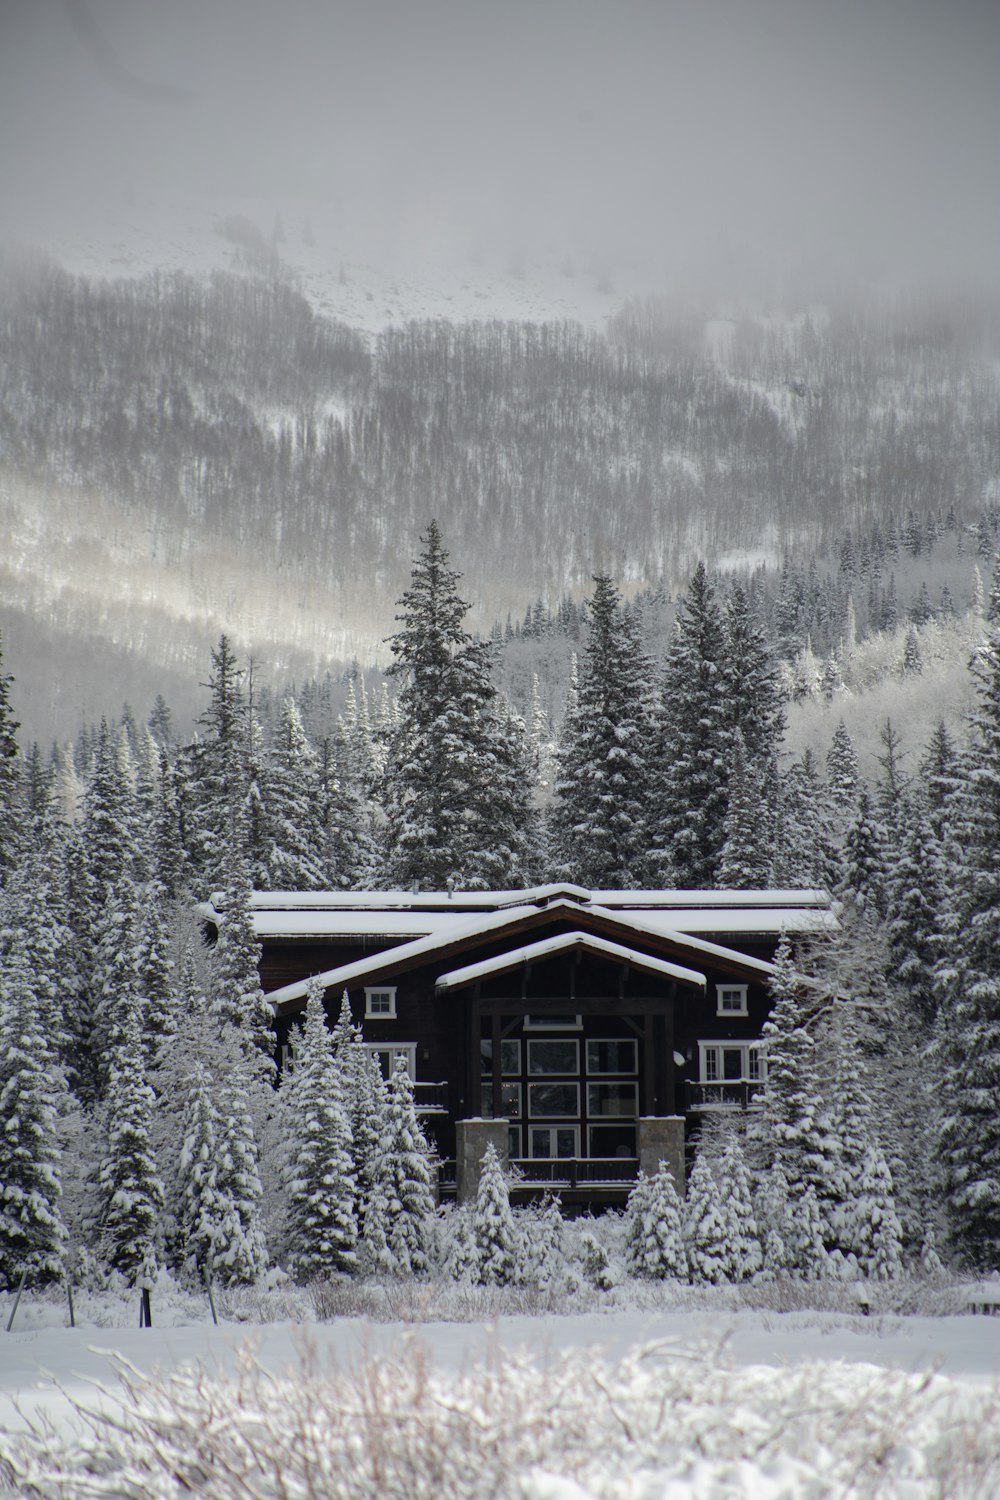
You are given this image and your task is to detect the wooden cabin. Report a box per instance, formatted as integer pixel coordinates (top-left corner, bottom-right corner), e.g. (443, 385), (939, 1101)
(204, 884), (835, 1204)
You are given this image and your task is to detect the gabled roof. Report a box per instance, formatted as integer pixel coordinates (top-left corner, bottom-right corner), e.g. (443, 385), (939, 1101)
(267, 896), (775, 1014)
(435, 931), (706, 992)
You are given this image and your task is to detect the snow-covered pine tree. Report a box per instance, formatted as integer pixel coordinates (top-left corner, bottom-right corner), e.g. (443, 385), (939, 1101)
(716, 1134), (763, 1282)
(684, 1150), (730, 1284)
(837, 786), (887, 921)
(97, 1007), (163, 1284)
(182, 635), (248, 892)
(826, 719), (861, 815)
(851, 1143), (904, 1281)
(551, 574), (655, 887)
(319, 728), (378, 890)
(0, 631), (23, 886)
(521, 1196), (566, 1290)
(471, 1142), (521, 1286)
(717, 729), (771, 888)
(381, 521), (536, 890)
(885, 813), (941, 1026)
(754, 1161), (794, 1278)
(282, 979), (358, 1278)
(651, 562), (729, 887)
(0, 932), (66, 1288)
(932, 561), (1000, 1264)
(265, 697), (328, 891)
(361, 1057), (436, 1276)
(209, 801), (274, 1078)
(623, 1163), (687, 1280)
(786, 1183), (830, 1279)
(772, 749), (838, 891)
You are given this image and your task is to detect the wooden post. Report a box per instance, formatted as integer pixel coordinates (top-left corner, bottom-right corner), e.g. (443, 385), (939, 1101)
(203, 1266), (219, 1326)
(139, 1286), (152, 1328)
(5, 1268), (27, 1333)
(66, 1277), (75, 1329)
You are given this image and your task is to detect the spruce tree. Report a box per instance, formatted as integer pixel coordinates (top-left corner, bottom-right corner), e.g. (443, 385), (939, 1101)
(97, 1008), (163, 1284)
(651, 562), (729, 887)
(623, 1164), (687, 1280)
(551, 574), (655, 887)
(265, 697), (328, 891)
(471, 1142), (521, 1286)
(209, 802), (274, 1077)
(0, 631), (23, 886)
(716, 1134), (763, 1281)
(826, 720), (861, 814)
(684, 1151), (730, 1284)
(283, 980), (358, 1278)
(382, 521), (536, 890)
(184, 635), (248, 893)
(0, 933), (66, 1287)
(361, 1058), (436, 1276)
(851, 1143), (904, 1281)
(717, 729), (771, 888)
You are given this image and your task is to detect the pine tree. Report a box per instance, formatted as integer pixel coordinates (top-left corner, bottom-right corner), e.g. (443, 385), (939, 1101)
(184, 636), (248, 892)
(283, 980), (358, 1278)
(826, 720), (861, 813)
(852, 1144), (904, 1280)
(755, 1161), (794, 1277)
(97, 1008), (163, 1284)
(717, 729), (771, 888)
(0, 933), (66, 1287)
(209, 803), (274, 1077)
(716, 1134), (763, 1281)
(552, 574), (655, 886)
(0, 631), (23, 886)
(361, 1058), (436, 1276)
(521, 1197), (565, 1290)
(773, 750), (838, 890)
(684, 1151), (729, 1284)
(471, 1142), (521, 1285)
(265, 698), (328, 891)
(623, 1164), (687, 1280)
(651, 562), (729, 887)
(838, 787), (887, 921)
(382, 522), (536, 890)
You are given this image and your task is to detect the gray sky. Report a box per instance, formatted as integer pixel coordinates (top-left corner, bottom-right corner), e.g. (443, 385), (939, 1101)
(1, 0), (998, 295)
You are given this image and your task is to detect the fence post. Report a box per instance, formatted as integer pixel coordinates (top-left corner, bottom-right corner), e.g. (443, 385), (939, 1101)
(139, 1286), (152, 1328)
(66, 1277), (75, 1329)
(203, 1265), (219, 1326)
(5, 1268), (28, 1333)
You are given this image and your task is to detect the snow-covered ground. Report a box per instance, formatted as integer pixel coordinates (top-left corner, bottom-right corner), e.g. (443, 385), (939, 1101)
(4, 1286), (1000, 1499)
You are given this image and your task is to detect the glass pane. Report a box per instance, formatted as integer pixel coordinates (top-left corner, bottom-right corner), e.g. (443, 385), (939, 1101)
(587, 1083), (638, 1118)
(501, 1040), (520, 1075)
(528, 1040), (579, 1074)
(590, 1123), (637, 1158)
(525, 1015), (580, 1029)
(723, 1048), (744, 1081)
(507, 1125), (521, 1157)
(555, 1129), (577, 1158)
(748, 1048), (762, 1080)
(480, 1039), (492, 1076)
(586, 1040), (637, 1075)
(528, 1082), (578, 1117)
(530, 1128), (552, 1157)
(704, 1048), (719, 1082)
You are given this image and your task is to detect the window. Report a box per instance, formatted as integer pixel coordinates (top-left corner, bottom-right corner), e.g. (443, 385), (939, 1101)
(589, 1123), (637, 1158)
(507, 1124), (521, 1158)
(586, 1040), (637, 1075)
(587, 1082), (638, 1118)
(480, 1039), (521, 1076)
(523, 1014), (582, 1030)
(698, 1041), (764, 1084)
(480, 1082), (522, 1119)
(529, 1125), (579, 1159)
(366, 1043), (416, 1079)
(527, 1082), (579, 1118)
(365, 987), (397, 1019)
(527, 1039), (579, 1075)
(716, 985), (748, 1017)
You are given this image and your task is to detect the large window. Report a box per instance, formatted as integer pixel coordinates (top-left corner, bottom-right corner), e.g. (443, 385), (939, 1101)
(527, 1082), (579, 1118)
(529, 1125), (579, 1159)
(480, 1039), (521, 1076)
(527, 1039), (579, 1075)
(586, 1040), (637, 1075)
(587, 1082), (638, 1118)
(480, 1082), (522, 1119)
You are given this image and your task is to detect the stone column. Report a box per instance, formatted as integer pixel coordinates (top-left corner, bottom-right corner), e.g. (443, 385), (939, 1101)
(455, 1118), (509, 1203)
(638, 1116), (686, 1195)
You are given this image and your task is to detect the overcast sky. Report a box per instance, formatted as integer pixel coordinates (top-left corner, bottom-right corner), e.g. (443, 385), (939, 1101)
(1, 0), (998, 296)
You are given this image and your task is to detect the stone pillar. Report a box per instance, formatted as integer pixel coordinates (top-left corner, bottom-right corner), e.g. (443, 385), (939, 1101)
(455, 1118), (509, 1204)
(638, 1116), (686, 1195)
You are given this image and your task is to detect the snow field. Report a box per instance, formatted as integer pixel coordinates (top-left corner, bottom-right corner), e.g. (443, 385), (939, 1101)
(2, 1314), (1000, 1498)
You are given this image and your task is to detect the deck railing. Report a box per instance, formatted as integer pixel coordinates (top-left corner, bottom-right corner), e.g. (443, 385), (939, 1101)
(684, 1080), (763, 1110)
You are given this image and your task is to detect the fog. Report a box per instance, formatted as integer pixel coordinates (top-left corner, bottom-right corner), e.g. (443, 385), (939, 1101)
(1, 0), (998, 298)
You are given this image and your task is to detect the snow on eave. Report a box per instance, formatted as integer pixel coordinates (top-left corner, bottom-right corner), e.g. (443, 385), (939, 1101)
(213, 884), (832, 916)
(266, 897), (775, 1011)
(435, 931), (706, 992)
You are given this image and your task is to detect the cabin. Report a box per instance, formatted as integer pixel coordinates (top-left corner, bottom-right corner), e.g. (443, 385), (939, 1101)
(204, 884), (836, 1205)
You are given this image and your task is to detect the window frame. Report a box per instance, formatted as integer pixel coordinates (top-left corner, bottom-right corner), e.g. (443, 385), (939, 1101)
(716, 984), (749, 1017)
(523, 1014), (583, 1030)
(527, 1081), (580, 1118)
(528, 1125), (580, 1159)
(365, 986), (398, 1020)
(480, 1038), (521, 1077)
(585, 1039), (638, 1076)
(527, 1038), (580, 1076)
(480, 1081), (522, 1119)
(586, 1081), (639, 1118)
(698, 1040), (765, 1084)
(365, 1041), (416, 1079)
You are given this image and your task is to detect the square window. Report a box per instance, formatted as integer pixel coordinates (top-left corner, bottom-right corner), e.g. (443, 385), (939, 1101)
(716, 985), (748, 1017)
(527, 1039), (579, 1075)
(586, 1040), (637, 1075)
(480, 1039), (521, 1076)
(587, 1082), (638, 1118)
(527, 1082), (579, 1118)
(365, 987), (397, 1019)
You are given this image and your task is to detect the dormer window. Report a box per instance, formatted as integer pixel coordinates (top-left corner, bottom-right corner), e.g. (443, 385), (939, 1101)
(365, 987), (397, 1019)
(716, 984), (748, 1017)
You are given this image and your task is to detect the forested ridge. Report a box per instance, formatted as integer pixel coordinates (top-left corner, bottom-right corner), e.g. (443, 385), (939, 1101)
(3, 524), (1000, 1291)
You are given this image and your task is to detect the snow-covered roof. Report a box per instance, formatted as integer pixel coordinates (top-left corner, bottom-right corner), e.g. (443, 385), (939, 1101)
(207, 885), (834, 941)
(435, 932), (706, 992)
(266, 897), (776, 1010)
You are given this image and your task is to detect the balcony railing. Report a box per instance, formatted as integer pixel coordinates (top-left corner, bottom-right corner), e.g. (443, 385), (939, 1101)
(413, 1081), (449, 1114)
(510, 1157), (639, 1189)
(685, 1080), (763, 1111)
